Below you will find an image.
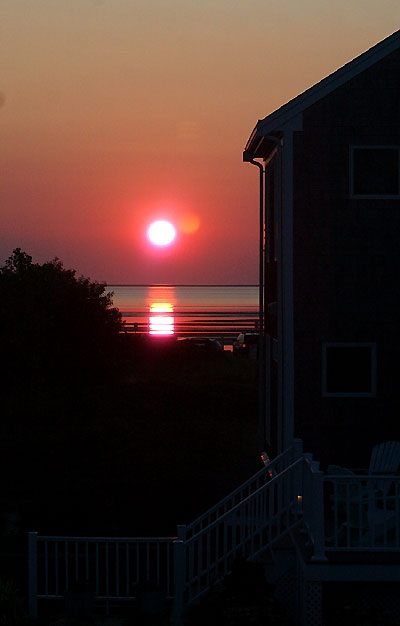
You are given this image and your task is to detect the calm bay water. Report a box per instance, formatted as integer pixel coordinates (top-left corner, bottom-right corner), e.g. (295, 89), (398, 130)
(108, 285), (258, 314)
(107, 285), (258, 338)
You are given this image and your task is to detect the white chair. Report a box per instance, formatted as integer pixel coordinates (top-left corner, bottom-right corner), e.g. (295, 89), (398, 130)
(369, 440), (400, 473)
(368, 441), (400, 496)
(327, 442), (400, 547)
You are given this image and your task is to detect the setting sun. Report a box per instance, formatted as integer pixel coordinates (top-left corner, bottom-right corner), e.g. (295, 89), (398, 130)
(147, 220), (176, 246)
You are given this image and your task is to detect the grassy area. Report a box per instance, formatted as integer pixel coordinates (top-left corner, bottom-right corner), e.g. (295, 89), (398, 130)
(1, 335), (260, 539)
(116, 337), (260, 534)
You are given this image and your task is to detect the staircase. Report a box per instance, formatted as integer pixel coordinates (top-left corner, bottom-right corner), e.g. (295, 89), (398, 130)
(179, 439), (305, 610)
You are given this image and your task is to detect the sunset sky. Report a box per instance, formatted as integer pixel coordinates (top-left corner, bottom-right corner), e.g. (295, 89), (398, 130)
(1, 1), (398, 284)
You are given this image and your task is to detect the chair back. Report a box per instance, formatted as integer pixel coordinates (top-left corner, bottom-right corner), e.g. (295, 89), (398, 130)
(369, 441), (400, 474)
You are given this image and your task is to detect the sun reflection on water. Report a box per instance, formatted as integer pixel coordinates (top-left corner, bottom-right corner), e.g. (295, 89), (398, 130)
(148, 302), (175, 335)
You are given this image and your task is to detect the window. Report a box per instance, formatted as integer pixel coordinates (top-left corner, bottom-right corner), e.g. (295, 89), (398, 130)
(350, 146), (400, 198)
(322, 343), (376, 397)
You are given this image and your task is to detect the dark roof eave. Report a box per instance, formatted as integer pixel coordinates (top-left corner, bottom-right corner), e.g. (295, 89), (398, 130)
(243, 128), (282, 161)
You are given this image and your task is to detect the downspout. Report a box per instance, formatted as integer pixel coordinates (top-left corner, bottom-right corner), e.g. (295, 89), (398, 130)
(243, 151), (265, 451)
(243, 156), (265, 338)
(264, 135), (283, 454)
(244, 135), (283, 454)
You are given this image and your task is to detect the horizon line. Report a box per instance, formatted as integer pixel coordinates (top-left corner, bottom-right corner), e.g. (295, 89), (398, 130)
(106, 283), (259, 287)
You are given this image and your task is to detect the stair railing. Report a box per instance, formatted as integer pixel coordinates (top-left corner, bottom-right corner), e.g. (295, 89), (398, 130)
(180, 442), (305, 608)
(183, 439), (303, 542)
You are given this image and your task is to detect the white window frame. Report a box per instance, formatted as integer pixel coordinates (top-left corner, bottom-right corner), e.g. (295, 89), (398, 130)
(349, 145), (400, 199)
(322, 342), (377, 398)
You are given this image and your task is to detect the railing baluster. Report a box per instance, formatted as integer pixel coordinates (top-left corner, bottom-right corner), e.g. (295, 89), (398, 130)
(116, 543), (119, 597)
(95, 543), (99, 596)
(65, 541), (69, 591)
(396, 485), (400, 546)
(75, 541), (78, 582)
(44, 541), (48, 596)
(173, 533), (185, 626)
(135, 543), (139, 585)
(345, 483), (351, 546)
(267, 480), (272, 542)
(55, 542), (59, 596)
(250, 497), (255, 554)
(105, 542), (109, 597)
(85, 542), (89, 581)
(125, 543), (129, 596)
(206, 532), (211, 586)
(28, 532), (38, 619)
(146, 543), (150, 581)
(223, 517), (228, 574)
(166, 542), (171, 597)
(157, 542), (161, 586)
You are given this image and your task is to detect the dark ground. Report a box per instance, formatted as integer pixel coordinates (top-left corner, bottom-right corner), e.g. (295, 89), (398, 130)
(2, 338), (394, 625)
(1, 336), (261, 619)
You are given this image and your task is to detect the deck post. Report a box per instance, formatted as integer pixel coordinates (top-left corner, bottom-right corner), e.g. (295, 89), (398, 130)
(293, 438), (303, 459)
(308, 462), (328, 562)
(293, 442), (304, 515)
(28, 532), (38, 618)
(172, 525), (186, 626)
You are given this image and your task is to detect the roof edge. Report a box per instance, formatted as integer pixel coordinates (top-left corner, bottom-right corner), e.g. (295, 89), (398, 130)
(245, 29), (400, 156)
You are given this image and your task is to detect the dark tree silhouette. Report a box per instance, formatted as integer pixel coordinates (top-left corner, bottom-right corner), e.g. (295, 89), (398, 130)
(0, 249), (126, 533)
(0, 248), (123, 395)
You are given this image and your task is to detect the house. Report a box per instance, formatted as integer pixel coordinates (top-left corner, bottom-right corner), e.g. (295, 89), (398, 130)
(239, 28), (400, 624)
(28, 31), (400, 626)
(243, 29), (400, 470)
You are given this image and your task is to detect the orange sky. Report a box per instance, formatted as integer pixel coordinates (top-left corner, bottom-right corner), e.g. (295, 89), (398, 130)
(1, 1), (398, 283)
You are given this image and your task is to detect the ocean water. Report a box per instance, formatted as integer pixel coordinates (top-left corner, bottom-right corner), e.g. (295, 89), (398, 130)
(107, 285), (258, 338)
(108, 285), (258, 314)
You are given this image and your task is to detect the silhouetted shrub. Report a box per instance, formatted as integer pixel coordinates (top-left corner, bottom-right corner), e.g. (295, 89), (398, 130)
(0, 249), (123, 397)
(0, 578), (25, 626)
(0, 249), (126, 531)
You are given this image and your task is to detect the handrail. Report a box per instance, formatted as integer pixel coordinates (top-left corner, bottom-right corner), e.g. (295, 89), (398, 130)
(182, 455), (305, 607)
(35, 535), (177, 542)
(186, 457), (304, 541)
(324, 473), (400, 479)
(184, 442), (302, 538)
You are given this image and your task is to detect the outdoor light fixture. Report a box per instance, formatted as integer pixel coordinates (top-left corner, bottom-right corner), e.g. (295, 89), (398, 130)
(261, 451), (270, 466)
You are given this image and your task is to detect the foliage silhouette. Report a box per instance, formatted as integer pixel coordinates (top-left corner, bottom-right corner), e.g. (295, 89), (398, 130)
(0, 249), (127, 533)
(0, 578), (25, 626)
(1, 248), (123, 394)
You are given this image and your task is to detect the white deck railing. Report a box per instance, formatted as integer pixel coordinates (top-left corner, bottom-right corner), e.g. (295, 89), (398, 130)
(28, 440), (304, 622)
(323, 474), (400, 551)
(300, 457), (400, 558)
(28, 534), (179, 619)
(29, 442), (400, 623)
